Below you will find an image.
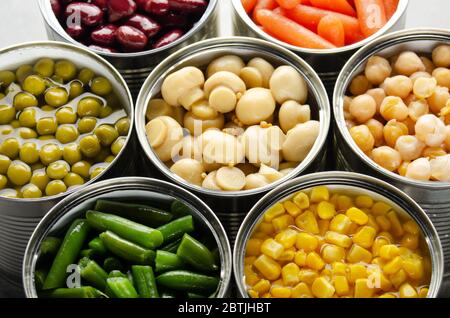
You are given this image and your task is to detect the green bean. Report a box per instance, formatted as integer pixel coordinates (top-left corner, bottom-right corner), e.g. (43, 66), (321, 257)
(131, 266), (159, 298)
(106, 277), (138, 298)
(176, 234), (218, 272)
(40, 287), (106, 298)
(78, 257), (108, 291)
(109, 270), (127, 278)
(155, 250), (185, 273)
(40, 237), (62, 256)
(88, 237), (107, 256)
(170, 200), (191, 218)
(156, 270), (219, 294)
(160, 238), (182, 254)
(80, 249), (97, 259)
(157, 215), (194, 243)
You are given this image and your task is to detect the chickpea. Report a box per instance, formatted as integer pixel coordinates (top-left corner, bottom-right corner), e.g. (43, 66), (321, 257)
(422, 146), (447, 159)
(398, 161), (410, 176)
(365, 56), (392, 85)
(432, 45), (450, 68)
(395, 135), (426, 161)
(410, 71), (432, 84)
(405, 158), (431, 181)
(445, 126), (450, 150)
(349, 94), (377, 123)
(420, 56), (435, 74)
(427, 86), (450, 114)
(394, 51), (426, 76)
(413, 77), (437, 99)
(343, 96), (352, 112)
(371, 146), (402, 172)
(350, 125), (375, 153)
(415, 114), (446, 147)
(366, 118), (385, 146)
(346, 119), (356, 129)
(430, 155), (450, 181)
(432, 67), (450, 89)
(349, 75), (372, 96)
(381, 76), (413, 99)
(408, 100), (429, 121)
(380, 96), (409, 121)
(366, 88), (386, 113)
(383, 120), (409, 148)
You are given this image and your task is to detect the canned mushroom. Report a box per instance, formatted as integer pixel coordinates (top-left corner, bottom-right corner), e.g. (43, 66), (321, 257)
(0, 41), (133, 281)
(136, 37), (330, 239)
(233, 172), (444, 298)
(333, 28), (450, 275)
(23, 177), (232, 298)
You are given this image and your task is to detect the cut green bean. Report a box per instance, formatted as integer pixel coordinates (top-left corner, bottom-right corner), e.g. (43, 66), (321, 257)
(131, 266), (159, 298)
(157, 215), (194, 243)
(103, 257), (123, 273)
(170, 200), (191, 218)
(40, 237), (62, 256)
(177, 234), (218, 272)
(80, 249), (96, 259)
(100, 231), (155, 265)
(39, 287), (106, 298)
(86, 210), (163, 249)
(109, 270), (126, 278)
(88, 237), (107, 256)
(106, 277), (138, 298)
(43, 219), (90, 290)
(78, 257), (108, 291)
(156, 270), (219, 294)
(160, 238), (182, 254)
(95, 200), (173, 227)
(155, 250), (185, 273)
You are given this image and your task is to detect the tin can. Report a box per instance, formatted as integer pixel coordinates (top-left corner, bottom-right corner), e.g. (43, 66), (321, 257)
(230, 0), (409, 94)
(333, 28), (450, 276)
(135, 37), (331, 243)
(233, 171), (445, 298)
(38, 0), (219, 98)
(0, 41), (134, 282)
(23, 177), (232, 298)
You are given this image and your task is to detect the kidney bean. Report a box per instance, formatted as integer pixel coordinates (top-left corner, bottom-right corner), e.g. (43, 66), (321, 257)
(125, 14), (161, 38)
(108, 0), (137, 22)
(66, 24), (85, 39)
(91, 24), (118, 46)
(139, 0), (170, 15)
(92, 0), (108, 10)
(65, 2), (104, 26)
(158, 12), (188, 27)
(50, 0), (62, 17)
(168, 0), (207, 13)
(152, 29), (184, 48)
(88, 45), (118, 53)
(116, 25), (148, 51)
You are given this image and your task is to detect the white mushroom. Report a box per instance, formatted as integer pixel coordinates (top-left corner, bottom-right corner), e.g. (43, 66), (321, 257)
(206, 55), (245, 78)
(278, 101), (311, 133)
(244, 173), (270, 190)
(215, 166), (246, 191)
(270, 66), (308, 104)
(204, 71), (246, 113)
(146, 99), (174, 122)
(202, 171), (222, 190)
(146, 116), (184, 162)
(259, 164), (284, 182)
(282, 121), (320, 162)
(184, 112), (225, 135)
(235, 88), (275, 125)
(202, 131), (245, 165)
(239, 67), (263, 89)
(170, 158), (205, 186)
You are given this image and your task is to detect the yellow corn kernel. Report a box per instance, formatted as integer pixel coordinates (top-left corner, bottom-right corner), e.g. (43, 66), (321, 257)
(284, 200), (301, 217)
(371, 257), (386, 268)
(317, 201), (336, 220)
(334, 276), (350, 296)
(254, 255), (281, 281)
(329, 214), (352, 234)
(325, 231), (352, 248)
(252, 279), (270, 294)
(349, 264), (368, 283)
(271, 286), (292, 298)
(244, 265), (260, 286)
(264, 202), (285, 222)
(310, 186), (329, 203)
(398, 247), (414, 258)
(371, 201), (392, 215)
(272, 214), (294, 232)
(306, 252), (325, 271)
(318, 219), (330, 236)
(378, 231), (394, 243)
(309, 204), (318, 215)
(347, 244), (372, 263)
(282, 263), (300, 286)
(383, 256), (403, 275)
(355, 195), (374, 208)
(272, 279), (284, 287)
(418, 287), (429, 298)
(403, 220), (420, 235)
(401, 233), (419, 250)
(252, 232), (269, 240)
(376, 215), (391, 231)
(275, 228), (298, 249)
(298, 269), (319, 285)
(354, 278), (374, 298)
(399, 283), (418, 298)
(337, 195), (353, 211)
(379, 293), (397, 298)
(372, 237), (390, 257)
(352, 226), (377, 249)
(295, 211), (319, 234)
(322, 244), (346, 263)
(277, 248), (295, 261)
(294, 250), (307, 267)
(402, 257), (424, 280)
(258, 222), (275, 235)
(292, 282), (313, 298)
(389, 268), (407, 288)
(296, 232), (319, 252)
(367, 215), (380, 233)
(347, 222), (359, 235)
(293, 192), (310, 209)
(379, 244), (400, 260)
(261, 292), (272, 298)
(387, 211), (404, 237)
(311, 277), (335, 298)
(330, 193), (339, 206)
(261, 238), (284, 259)
(246, 239), (263, 256)
(244, 256), (256, 266)
(346, 207), (369, 225)
(248, 289), (259, 298)
(320, 267), (332, 277)
(332, 262), (347, 276)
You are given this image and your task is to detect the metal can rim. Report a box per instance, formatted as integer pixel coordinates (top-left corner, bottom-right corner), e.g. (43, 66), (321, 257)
(333, 28), (450, 189)
(22, 176), (233, 298)
(37, 0), (219, 58)
(135, 36), (331, 198)
(0, 40), (135, 203)
(233, 171), (444, 298)
(231, 0), (409, 55)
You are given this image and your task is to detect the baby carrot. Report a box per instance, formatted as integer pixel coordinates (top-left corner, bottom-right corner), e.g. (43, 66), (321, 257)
(354, 0), (387, 37)
(309, 0), (356, 17)
(256, 9), (336, 49)
(383, 0), (399, 19)
(242, 0), (258, 13)
(281, 5), (364, 44)
(318, 15), (345, 47)
(252, 0), (278, 23)
(275, 0), (301, 9)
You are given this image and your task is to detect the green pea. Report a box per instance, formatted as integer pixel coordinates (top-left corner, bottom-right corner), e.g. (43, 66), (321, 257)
(69, 81), (84, 99)
(63, 172), (85, 187)
(56, 124), (79, 144)
(55, 60), (77, 81)
(0, 154), (11, 174)
(93, 147), (111, 162)
(50, 75), (64, 84)
(79, 135), (101, 158)
(63, 143), (82, 165)
(111, 137), (126, 156)
(23, 75), (46, 96)
(30, 169), (50, 191)
(105, 155), (115, 163)
(1, 138), (20, 159)
(78, 117), (97, 133)
(78, 68), (95, 85)
(0, 188), (18, 198)
(36, 117), (57, 136)
(16, 64), (33, 83)
(90, 77), (112, 96)
(18, 108), (37, 128)
(0, 175), (7, 190)
(0, 105), (16, 124)
(39, 143), (62, 165)
(38, 135), (56, 141)
(45, 87), (69, 107)
(55, 107), (77, 124)
(0, 70), (16, 88)
(41, 105), (55, 112)
(19, 142), (40, 165)
(45, 180), (67, 196)
(19, 127), (38, 139)
(47, 160), (70, 180)
(31, 163), (45, 171)
(7, 160), (32, 186)
(77, 97), (101, 117)
(71, 160), (91, 179)
(34, 58), (55, 77)
(100, 106), (113, 118)
(90, 166), (105, 180)
(115, 118), (130, 136)
(21, 183), (43, 198)
(13, 92), (38, 110)
(94, 125), (119, 147)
